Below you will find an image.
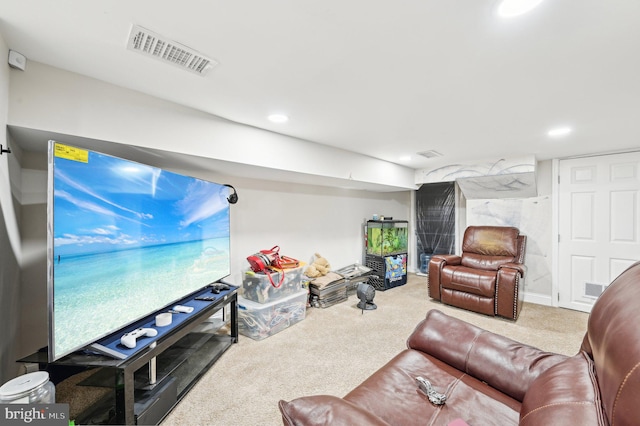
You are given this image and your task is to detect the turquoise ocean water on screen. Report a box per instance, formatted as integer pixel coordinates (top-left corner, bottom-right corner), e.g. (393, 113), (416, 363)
(50, 147), (231, 358)
(53, 237), (229, 355)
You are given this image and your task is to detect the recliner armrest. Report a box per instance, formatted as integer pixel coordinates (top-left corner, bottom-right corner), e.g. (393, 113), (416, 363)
(428, 255), (462, 301)
(431, 254), (462, 265)
(406, 309), (567, 402)
(279, 395), (391, 426)
(499, 262), (526, 278)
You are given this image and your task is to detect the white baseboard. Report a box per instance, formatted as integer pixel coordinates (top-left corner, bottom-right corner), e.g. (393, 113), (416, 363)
(523, 292), (553, 306)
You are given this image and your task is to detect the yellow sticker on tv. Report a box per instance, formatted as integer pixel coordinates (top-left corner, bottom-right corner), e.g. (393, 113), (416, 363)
(54, 143), (89, 163)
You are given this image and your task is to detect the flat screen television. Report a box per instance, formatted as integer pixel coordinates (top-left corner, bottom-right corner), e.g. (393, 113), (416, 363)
(47, 141), (231, 361)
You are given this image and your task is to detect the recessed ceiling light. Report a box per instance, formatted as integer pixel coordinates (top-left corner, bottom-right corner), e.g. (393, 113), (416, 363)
(268, 114), (289, 123)
(547, 127), (572, 137)
(497, 0), (544, 18)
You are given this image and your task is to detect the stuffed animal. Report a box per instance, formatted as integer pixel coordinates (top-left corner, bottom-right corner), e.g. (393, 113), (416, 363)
(304, 253), (331, 278)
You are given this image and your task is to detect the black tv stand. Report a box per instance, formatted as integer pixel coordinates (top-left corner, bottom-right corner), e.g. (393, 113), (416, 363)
(20, 285), (238, 425)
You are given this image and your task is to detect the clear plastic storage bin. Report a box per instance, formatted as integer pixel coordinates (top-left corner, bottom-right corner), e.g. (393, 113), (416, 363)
(238, 288), (307, 340)
(241, 263), (305, 304)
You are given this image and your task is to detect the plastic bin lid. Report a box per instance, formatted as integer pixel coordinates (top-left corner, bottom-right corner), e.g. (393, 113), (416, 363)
(0, 371), (50, 398)
(238, 288), (308, 310)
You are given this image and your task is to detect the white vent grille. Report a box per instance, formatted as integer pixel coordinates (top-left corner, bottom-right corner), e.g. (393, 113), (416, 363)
(127, 25), (217, 76)
(417, 150), (443, 159)
(585, 282), (604, 298)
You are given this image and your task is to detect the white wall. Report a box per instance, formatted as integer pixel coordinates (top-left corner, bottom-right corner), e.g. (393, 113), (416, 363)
(8, 62), (416, 191)
(466, 160), (554, 303)
(227, 178), (411, 283)
(0, 36), (23, 384)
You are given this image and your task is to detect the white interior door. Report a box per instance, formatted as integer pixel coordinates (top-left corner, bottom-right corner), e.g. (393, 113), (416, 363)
(558, 152), (640, 312)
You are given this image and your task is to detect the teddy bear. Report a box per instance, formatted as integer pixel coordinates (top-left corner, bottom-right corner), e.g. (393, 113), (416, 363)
(304, 253), (331, 278)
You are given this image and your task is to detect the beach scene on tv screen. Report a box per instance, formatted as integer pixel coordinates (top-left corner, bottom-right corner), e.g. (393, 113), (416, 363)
(51, 147), (231, 359)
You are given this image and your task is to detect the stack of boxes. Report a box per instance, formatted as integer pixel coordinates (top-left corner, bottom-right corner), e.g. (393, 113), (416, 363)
(237, 264), (308, 340)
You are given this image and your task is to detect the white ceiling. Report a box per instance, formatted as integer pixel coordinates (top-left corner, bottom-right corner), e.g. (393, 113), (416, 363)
(1, 0), (639, 171)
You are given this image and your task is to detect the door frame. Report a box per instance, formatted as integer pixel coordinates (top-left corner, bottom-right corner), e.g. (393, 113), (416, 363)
(552, 151), (640, 312)
(551, 158), (560, 308)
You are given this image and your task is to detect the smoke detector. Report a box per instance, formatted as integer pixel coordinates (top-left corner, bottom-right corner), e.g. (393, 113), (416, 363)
(127, 25), (218, 76)
(417, 150), (443, 159)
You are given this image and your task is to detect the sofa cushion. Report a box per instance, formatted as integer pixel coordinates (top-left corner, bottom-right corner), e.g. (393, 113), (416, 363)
(407, 310), (567, 402)
(343, 349), (521, 426)
(461, 252), (517, 271)
(462, 226), (519, 257)
(279, 395), (391, 426)
(520, 352), (606, 425)
(441, 266), (496, 297)
(441, 287), (496, 316)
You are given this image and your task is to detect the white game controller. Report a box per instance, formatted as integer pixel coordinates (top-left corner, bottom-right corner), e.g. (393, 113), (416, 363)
(120, 327), (158, 349)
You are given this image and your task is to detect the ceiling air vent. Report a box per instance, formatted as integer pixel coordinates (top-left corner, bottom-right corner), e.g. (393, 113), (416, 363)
(127, 25), (218, 76)
(417, 150), (443, 159)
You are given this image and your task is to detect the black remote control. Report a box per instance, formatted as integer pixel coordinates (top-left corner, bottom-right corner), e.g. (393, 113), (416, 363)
(210, 283), (230, 294)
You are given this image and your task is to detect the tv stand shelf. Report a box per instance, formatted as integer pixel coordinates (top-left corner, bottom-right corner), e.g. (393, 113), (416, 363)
(22, 285), (238, 425)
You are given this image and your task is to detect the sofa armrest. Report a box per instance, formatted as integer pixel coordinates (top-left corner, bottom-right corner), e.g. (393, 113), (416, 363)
(496, 264), (526, 320)
(427, 255), (461, 300)
(279, 395), (391, 426)
(432, 254), (461, 265)
(406, 309), (567, 402)
(520, 352), (606, 425)
(499, 262), (526, 278)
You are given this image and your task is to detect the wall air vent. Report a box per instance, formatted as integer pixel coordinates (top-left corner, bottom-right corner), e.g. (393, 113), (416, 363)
(585, 282), (605, 299)
(417, 150), (443, 159)
(127, 25), (218, 76)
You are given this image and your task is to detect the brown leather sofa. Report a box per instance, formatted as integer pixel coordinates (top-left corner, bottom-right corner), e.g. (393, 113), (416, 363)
(428, 226), (526, 320)
(279, 261), (640, 425)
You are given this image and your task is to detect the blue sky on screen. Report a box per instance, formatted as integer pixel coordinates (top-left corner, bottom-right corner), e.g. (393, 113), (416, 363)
(53, 151), (230, 256)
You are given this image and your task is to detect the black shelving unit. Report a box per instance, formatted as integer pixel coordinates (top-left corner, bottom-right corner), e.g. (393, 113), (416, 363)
(365, 253), (408, 290)
(365, 220), (408, 290)
(20, 286), (238, 425)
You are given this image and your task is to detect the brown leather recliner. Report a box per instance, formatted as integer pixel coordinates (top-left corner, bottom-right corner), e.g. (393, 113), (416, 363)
(279, 261), (640, 425)
(428, 226), (526, 320)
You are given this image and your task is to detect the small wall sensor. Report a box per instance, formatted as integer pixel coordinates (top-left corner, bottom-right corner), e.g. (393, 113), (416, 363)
(8, 50), (27, 71)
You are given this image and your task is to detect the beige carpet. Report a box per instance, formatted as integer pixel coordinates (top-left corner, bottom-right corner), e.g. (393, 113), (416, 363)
(162, 274), (589, 426)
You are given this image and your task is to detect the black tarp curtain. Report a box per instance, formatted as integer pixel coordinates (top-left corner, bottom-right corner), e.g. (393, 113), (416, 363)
(416, 182), (456, 273)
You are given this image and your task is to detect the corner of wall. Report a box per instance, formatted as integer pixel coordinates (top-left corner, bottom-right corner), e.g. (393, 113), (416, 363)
(0, 33), (24, 384)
